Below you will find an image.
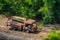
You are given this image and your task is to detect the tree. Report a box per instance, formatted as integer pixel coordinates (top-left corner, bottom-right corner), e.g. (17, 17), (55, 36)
(38, 0), (56, 24)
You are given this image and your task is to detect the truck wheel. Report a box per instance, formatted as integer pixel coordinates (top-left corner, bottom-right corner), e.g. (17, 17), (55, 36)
(12, 27), (16, 31)
(19, 28), (21, 31)
(34, 29), (37, 33)
(18, 28), (23, 31)
(26, 29), (30, 33)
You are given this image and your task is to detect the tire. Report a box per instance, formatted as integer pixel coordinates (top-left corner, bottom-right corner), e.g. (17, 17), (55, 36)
(12, 27), (16, 31)
(34, 29), (38, 33)
(18, 28), (23, 31)
(26, 29), (30, 33)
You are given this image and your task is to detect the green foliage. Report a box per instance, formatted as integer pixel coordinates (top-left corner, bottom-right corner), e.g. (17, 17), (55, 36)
(38, 0), (55, 24)
(44, 30), (60, 40)
(0, 0), (60, 24)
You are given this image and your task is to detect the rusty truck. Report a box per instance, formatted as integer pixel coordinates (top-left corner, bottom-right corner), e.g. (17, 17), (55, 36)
(7, 16), (38, 33)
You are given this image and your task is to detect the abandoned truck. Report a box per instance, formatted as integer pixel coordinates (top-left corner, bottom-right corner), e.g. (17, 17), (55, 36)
(7, 16), (38, 33)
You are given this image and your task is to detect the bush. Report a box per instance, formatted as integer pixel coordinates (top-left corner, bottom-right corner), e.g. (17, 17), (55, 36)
(44, 30), (60, 40)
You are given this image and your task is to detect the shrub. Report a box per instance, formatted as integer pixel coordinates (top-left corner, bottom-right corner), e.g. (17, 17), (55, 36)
(44, 30), (60, 40)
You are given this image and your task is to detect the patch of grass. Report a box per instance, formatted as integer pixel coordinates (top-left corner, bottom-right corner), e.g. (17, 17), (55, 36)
(37, 21), (44, 28)
(36, 21), (44, 31)
(44, 30), (60, 40)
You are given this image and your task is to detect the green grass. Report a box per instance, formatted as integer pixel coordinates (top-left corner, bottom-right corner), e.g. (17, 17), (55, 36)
(37, 21), (44, 27)
(44, 30), (60, 40)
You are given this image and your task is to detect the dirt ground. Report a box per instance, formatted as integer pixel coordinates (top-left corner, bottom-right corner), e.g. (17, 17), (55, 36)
(0, 15), (52, 40)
